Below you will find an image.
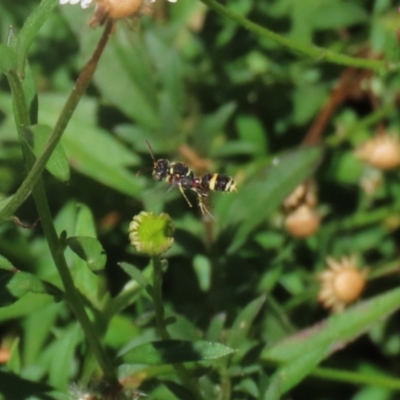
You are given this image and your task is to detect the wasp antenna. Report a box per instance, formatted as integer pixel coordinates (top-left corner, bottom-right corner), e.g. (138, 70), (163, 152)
(145, 140), (156, 162)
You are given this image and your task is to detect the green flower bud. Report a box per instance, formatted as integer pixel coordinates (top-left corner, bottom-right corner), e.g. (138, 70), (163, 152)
(129, 212), (174, 256)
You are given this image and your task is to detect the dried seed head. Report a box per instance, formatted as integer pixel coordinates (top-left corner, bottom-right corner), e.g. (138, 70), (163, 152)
(317, 255), (367, 313)
(129, 211), (174, 256)
(354, 133), (400, 171)
(59, 0), (177, 27)
(283, 180), (317, 211)
(284, 205), (321, 238)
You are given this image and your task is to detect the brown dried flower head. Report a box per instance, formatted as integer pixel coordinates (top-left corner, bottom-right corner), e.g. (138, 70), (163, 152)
(283, 180), (317, 211)
(317, 255), (367, 313)
(60, 0), (177, 27)
(354, 133), (400, 171)
(284, 204), (321, 238)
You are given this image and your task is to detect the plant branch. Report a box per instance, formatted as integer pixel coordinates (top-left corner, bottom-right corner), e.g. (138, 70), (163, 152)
(151, 256), (204, 400)
(3, 20), (118, 385)
(0, 20), (114, 224)
(199, 0), (387, 72)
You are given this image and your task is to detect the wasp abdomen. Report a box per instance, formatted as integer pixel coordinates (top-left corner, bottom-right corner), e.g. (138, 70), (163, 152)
(201, 174), (237, 192)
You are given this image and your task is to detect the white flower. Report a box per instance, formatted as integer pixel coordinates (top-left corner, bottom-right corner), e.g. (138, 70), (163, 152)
(59, 0), (177, 7)
(59, 0), (93, 8)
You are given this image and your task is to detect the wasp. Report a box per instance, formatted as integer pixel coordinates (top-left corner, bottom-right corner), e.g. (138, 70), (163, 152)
(145, 141), (238, 216)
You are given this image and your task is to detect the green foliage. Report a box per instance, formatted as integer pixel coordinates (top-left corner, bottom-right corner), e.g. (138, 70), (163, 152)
(1, 0), (400, 399)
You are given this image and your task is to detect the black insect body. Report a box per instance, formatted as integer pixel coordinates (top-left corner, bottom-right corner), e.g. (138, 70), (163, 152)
(152, 158), (169, 181)
(145, 141), (238, 216)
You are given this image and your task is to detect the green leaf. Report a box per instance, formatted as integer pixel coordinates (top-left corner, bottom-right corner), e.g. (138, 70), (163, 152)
(23, 61), (39, 124)
(0, 254), (15, 272)
(312, 2), (368, 30)
(23, 124), (70, 182)
(0, 44), (17, 73)
(48, 323), (82, 390)
(93, 29), (160, 129)
(16, 0), (58, 74)
(38, 95), (144, 198)
(0, 270), (62, 306)
(267, 346), (329, 395)
(262, 287), (400, 363)
(193, 102), (237, 153)
(263, 375), (281, 400)
(0, 370), (52, 400)
(162, 380), (197, 400)
(236, 115), (268, 155)
(66, 236), (106, 272)
(206, 313), (226, 342)
(23, 303), (61, 366)
(0, 293), (53, 323)
(7, 338), (21, 374)
(74, 203), (97, 237)
(122, 340), (235, 366)
(226, 146), (323, 253)
(226, 294), (266, 349)
(119, 262), (151, 290)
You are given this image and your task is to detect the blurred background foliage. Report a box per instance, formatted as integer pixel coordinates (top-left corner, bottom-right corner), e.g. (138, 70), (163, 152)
(1, 0), (400, 399)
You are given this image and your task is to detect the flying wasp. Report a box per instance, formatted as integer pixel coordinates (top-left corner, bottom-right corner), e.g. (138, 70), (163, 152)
(145, 141), (196, 210)
(145, 141), (238, 216)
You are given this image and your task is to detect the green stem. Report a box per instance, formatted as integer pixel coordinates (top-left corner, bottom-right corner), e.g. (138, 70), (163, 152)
(152, 257), (169, 339)
(311, 366), (400, 390)
(0, 20), (114, 224)
(4, 21), (118, 385)
(199, 0), (387, 72)
(151, 256), (204, 400)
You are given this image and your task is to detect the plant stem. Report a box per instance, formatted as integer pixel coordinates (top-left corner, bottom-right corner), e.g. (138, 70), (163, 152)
(199, 0), (387, 72)
(151, 256), (204, 400)
(4, 21), (118, 385)
(0, 20), (114, 224)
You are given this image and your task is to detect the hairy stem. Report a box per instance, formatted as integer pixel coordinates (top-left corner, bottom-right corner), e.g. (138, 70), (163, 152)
(200, 0), (387, 72)
(152, 256), (205, 400)
(3, 21), (118, 385)
(0, 21), (114, 224)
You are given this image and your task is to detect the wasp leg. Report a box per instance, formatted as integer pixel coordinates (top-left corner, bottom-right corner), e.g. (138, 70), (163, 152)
(178, 185), (193, 208)
(197, 194), (214, 219)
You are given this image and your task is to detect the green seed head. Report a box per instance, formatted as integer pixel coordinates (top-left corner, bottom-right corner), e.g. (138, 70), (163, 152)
(129, 212), (174, 256)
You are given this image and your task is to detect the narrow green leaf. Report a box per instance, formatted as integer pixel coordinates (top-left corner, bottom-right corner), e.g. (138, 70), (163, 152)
(226, 146), (323, 253)
(0, 254), (15, 272)
(119, 262), (151, 289)
(268, 346), (329, 395)
(23, 124), (70, 182)
(263, 376), (281, 400)
(48, 323), (82, 390)
(0, 44), (17, 73)
(7, 338), (21, 374)
(66, 236), (106, 272)
(74, 203), (96, 237)
(16, 0), (58, 74)
(262, 287), (400, 363)
(206, 313), (226, 342)
(122, 340), (235, 366)
(23, 61), (39, 124)
(226, 294), (266, 348)
(94, 30), (161, 129)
